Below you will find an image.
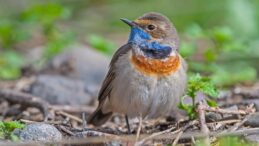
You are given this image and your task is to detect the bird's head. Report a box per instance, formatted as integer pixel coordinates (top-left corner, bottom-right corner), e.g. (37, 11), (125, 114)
(121, 12), (179, 60)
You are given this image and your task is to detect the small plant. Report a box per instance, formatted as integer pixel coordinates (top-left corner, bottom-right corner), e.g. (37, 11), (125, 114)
(178, 74), (218, 119)
(0, 121), (25, 141)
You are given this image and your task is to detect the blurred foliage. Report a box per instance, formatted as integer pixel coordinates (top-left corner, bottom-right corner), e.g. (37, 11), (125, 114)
(0, 20), (29, 48)
(20, 3), (71, 27)
(180, 24), (258, 86)
(216, 136), (252, 146)
(179, 74), (218, 119)
(0, 51), (24, 80)
(0, 121), (25, 141)
(0, 2), (75, 79)
(87, 34), (116, 55)
(20, 3), (75, 59)
(195, 136), (253, 146)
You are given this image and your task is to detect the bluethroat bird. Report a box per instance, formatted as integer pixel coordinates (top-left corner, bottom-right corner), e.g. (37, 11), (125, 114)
(88, 12), (187, 132)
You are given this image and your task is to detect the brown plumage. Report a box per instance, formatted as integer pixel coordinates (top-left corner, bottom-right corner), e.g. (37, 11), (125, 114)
(88, 12), (187, 128)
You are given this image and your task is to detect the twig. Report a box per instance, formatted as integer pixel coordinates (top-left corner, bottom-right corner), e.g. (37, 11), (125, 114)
(197, 102), (210, 146)
(172, 131), (183, 146)
(199, 104), (252, 115)
(50, 105), (95, 114)
(56, 111), (83, 123)
(59, 125), (75, 136)
(82, 112), (87, 130)
(20, 119), (64, 125)
(0, 89), (49, 120)
(191, 136), (196, 145)
(135, 126), (179, 145)
(135, 116), (142, 142)
(229, 104), (255, 132)
(207, 119), (241, 125)
(79, 130), (126, 140)
(20, 119), (38, 124)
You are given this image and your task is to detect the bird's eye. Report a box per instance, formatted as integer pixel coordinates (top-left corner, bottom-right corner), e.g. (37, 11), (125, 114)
(147, 24), (156, 31)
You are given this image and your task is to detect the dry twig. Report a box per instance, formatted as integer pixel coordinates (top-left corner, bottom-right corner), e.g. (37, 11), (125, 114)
(50, 105), (95, 114)
(229, 104), (255, 132)
(197, 102), (210, 146)
(56, 111), (83, 123)
(135, 126), (179, 145)
(172, 131), (183, 146)
(135, 116), (143, 142)
(59, 125), (75, 136)
(0, 89), (49, 120)
(200, 104), (252, 115)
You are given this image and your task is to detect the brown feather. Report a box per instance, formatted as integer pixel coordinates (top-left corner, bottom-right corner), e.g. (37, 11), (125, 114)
(98, 44), (131, 102)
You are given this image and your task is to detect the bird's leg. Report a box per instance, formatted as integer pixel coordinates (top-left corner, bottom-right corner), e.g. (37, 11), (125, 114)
(125, 115), (131, 134)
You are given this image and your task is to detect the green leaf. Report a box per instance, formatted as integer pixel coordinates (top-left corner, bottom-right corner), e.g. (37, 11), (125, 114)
(185, 23), (204, 38)
(203, 48), (217, 62)
(188, 74), (219, 98)
(210, 27), (233, 43)
(4, 121), (25, 132)
(43, 32), (75, 59)
(0, 51), (24, 79)
(0, 121), (25, 141)
(179, 42), (197, 57)
(0, 20), (29, 48)
(87, 34), (116, 55)
(206, 99), (217, 107)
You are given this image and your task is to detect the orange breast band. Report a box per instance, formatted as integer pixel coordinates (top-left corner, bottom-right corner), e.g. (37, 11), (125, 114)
(131, 54), (181, 76)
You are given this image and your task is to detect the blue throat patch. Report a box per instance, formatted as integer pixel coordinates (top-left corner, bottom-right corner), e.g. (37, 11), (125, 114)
(128, 27), (151, 44)
(128, 27), (172, 59)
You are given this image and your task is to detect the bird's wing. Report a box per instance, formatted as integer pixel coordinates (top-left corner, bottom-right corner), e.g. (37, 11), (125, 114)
(98, 44), (131, 103)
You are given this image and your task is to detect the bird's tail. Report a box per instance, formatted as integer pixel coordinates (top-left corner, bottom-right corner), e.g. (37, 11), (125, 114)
(87, 108), (113, 126)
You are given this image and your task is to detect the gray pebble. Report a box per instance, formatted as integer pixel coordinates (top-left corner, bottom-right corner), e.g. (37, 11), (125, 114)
(245, 133), (259, 143)
(206, 112), (222, 122)
(245, 113), (259, 127)
(15, 123), (62, 142)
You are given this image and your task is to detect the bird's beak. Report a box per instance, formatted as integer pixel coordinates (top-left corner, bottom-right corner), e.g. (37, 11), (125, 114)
(120, 18), (136, 27)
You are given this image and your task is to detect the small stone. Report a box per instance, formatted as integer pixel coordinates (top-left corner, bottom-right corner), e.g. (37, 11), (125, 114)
(245, 113), (259, 127)
(15, 123), (62, 142)
(206, 112), (222, 122)
(245, 133), (259, 143)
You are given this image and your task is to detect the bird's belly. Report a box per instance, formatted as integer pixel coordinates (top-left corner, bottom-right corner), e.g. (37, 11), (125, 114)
(109, 54), (187, 118)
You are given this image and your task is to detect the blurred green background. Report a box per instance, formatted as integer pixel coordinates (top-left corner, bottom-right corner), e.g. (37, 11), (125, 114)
(0, 0), (258, 87)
